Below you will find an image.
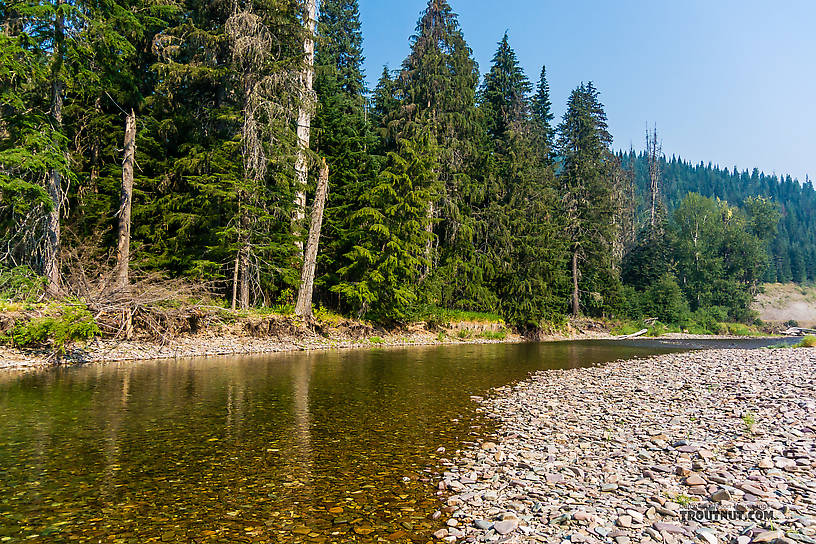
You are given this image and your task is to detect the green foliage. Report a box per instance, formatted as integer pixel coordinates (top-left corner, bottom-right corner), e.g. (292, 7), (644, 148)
(5, 304), (100, 355)
(557, 82), (618, 317)
(0, 266), (46, 302)
(333, 133), (438, 324)
(622, 151), (814, 284)
(479, 329), (508, 340)
(1, 0), (802, 337)
(796, 335), (816, 348)
(742, 412), (756, 433)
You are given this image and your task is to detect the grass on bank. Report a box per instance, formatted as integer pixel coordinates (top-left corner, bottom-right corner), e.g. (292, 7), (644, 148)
(796, 335), (816, 348)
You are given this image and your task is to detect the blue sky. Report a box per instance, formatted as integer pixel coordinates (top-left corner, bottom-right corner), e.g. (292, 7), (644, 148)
(357, 0), (815, 183)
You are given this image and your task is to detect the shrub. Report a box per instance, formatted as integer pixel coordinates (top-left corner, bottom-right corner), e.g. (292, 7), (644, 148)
(796, 335), (816, 348)
(5, 304), (100, 355)
(479, 329), (507, 340)
(0, 266), (46, 302)
(369, 336), (384, 344)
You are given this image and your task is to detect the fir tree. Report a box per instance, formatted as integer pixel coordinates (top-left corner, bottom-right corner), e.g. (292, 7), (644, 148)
(557, 82), (619, 316)
(393, 0), (490, 310)
(333, 132), (438, 323)
(531, 65), (555, 156)
(479, 32), (532, 142)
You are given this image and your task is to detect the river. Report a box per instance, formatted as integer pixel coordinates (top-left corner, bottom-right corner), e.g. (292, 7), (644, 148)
(0, 339), (792, 542)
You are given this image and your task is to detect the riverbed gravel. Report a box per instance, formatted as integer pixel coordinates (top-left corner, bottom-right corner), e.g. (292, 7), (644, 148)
(439, 348), (816, 544)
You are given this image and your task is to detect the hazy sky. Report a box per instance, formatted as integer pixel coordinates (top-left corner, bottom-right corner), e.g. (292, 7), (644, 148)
(358, 0), (815, 183)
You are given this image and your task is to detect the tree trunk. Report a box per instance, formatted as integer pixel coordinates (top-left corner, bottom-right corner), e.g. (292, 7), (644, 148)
(231, 252), (240, 311)
(239, 244), (250, 311)
(45, 0), (65, 296)
(293, 0), (317, 253)
(572, 247), (580, 316)
(115, 110), (136, 290)
(295, 159), (329, 318)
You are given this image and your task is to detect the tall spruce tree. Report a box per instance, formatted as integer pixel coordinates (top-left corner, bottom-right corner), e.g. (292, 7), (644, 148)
(479, 34), (567, 329)
(392, 0), (490, 311)
(531, 65), (555, 157)
(557, 82), (620, 317)
(480, 33), (532, 142)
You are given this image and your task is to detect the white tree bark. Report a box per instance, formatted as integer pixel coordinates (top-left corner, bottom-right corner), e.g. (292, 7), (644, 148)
(115, 109), (136, 290)
(295, 159), (329, 318)
(293, 0), (317, 252)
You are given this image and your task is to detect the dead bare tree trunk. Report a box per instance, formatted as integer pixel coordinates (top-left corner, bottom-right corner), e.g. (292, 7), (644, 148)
(239, 242), (250, 311)
(114, 109), (136, 290)
(572, 247), (580, 317)
(45, 0), (66, 295)
(647, 125), (662, 229)
(293, 0), (317, 253)
(295, 159), (329, 318)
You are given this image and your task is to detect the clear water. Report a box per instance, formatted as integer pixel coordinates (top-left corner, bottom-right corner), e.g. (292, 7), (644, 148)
(0, 340), (772, 543)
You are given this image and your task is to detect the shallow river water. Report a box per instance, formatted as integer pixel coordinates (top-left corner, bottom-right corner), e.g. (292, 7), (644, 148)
(0, 339), (791, 543)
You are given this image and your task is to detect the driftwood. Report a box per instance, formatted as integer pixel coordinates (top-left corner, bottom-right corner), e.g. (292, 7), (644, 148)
(782, 327), (816, 336)
(615, 329), (648, 340)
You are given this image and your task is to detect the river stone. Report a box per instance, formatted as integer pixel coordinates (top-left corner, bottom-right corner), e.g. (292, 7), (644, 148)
(654, 522), (685, 534)
(493, 519), (518, 535)
(685, 473), (706, 486)
(697, 529), (718, 544)
(754, 531), (784, 543)
(617, 515), (633, 528)
(433, 528), (448, 539)
(473, 520), (492, 530)
(710, 488), (731, 502)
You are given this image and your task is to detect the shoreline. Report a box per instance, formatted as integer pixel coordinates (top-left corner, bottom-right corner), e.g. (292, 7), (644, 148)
(0, 322), (789, 372)
(438, 347), (816, 543)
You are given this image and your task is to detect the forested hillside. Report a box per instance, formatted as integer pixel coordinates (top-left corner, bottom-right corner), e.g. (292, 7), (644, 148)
(0, 0), (797, 334)
(622, 152), (816, 283)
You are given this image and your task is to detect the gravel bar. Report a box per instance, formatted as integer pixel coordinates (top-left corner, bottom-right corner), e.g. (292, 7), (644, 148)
(439, 348), (816, 544)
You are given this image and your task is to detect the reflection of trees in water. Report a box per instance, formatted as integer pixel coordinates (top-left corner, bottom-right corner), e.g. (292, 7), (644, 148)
(292, 359), (314, 496)
(99, 366), (132, 501)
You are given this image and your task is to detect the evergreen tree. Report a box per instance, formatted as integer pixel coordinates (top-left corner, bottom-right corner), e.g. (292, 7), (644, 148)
(391, 0), (490, 311)
(557, 83), (619, 316)
(333, 133), (438, 323)
(531, 65), (555, 155)
(312, 0), (376, 309)
(371, 66), (399, 145)
(479, 32), (532, 142)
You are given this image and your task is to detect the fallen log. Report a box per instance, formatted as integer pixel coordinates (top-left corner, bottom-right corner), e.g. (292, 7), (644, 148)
(615, 329), (648, 340)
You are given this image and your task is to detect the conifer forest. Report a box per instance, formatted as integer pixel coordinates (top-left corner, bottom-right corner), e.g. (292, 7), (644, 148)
(2, 0), (814, 331)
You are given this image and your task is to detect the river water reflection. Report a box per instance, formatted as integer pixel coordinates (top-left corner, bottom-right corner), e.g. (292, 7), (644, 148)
(0, 340), (771, 542)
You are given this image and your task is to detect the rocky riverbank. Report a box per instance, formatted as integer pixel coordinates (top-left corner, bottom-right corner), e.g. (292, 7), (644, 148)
(438, 348), (816, 544)
(0, 323), (521, 370)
